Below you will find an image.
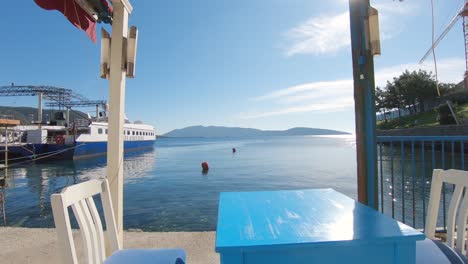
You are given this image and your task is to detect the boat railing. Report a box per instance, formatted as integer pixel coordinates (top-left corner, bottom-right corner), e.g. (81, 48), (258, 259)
(377, 135), (468, 232)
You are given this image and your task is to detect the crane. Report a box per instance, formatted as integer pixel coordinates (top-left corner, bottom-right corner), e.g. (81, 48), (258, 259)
(420, 2), (468, 88)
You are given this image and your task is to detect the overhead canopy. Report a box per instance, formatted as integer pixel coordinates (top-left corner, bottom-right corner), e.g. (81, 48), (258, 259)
(34, 0), (112, 42)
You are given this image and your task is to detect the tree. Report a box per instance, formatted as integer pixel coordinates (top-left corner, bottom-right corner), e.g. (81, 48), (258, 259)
(396, 70), (437, 112)
(375, 86), (387, 121)
(385, 80), (405, 118)
(375, 70), (441, 119)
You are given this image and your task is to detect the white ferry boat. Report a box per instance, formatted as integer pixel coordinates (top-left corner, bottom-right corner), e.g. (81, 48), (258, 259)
(3, 114), (156, 160)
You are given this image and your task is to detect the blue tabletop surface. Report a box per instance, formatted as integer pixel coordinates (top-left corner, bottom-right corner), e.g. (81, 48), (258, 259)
(215, 189), (425, 252)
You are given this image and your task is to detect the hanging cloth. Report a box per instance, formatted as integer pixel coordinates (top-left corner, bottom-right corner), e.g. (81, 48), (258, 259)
(34, 0), (112, 43)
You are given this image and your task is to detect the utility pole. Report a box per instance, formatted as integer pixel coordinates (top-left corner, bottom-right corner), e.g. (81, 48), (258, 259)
(349, 0), (378, 209)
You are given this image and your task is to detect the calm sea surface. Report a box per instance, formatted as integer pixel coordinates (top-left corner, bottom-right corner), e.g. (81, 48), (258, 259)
(0, 135), (357, 231)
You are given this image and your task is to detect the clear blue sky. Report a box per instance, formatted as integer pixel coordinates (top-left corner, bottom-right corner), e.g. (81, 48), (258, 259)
(0, 0), (465, 134)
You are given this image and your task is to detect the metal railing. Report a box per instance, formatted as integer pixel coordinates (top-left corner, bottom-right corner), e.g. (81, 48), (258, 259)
(376, 136), (468, 231)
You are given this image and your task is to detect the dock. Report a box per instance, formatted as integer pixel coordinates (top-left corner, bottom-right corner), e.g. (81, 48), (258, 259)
(0, 227), (218, 264)
(0, 119), (21, 169)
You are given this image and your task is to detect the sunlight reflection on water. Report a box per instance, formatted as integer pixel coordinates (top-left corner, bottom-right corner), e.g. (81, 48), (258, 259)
(1, 135), (358, 231)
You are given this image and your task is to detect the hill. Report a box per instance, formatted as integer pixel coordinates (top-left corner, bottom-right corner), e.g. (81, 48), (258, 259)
(0, 106), (88, 124)
(163, 126), (350, 138)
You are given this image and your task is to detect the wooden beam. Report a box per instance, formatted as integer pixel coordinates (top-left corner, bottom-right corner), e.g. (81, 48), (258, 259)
(0, 119), (20, 127)
(349, 0), (378, 209)
(106, 0), (129, 246)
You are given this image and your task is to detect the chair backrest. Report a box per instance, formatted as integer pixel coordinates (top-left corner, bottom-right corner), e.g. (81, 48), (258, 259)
(51, 179), (121, 264)
(426, 169), (468, 255)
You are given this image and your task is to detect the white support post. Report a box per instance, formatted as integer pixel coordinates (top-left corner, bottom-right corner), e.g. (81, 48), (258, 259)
(38, 92), (43, 126)
(107, 0), (132, 246)
(66, 107), (70, 129)
(4, 127), (7, 169)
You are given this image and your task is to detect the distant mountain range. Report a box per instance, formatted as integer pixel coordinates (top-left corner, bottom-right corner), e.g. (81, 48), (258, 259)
(163, 126), (350, 138)
(0, 106), (87, 124)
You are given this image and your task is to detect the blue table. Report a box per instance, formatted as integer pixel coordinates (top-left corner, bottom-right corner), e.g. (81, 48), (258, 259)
(215, 189), (425, 264)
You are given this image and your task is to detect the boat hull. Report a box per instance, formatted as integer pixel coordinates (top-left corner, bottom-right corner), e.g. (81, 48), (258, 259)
(2, 140), (155, 161)
(73, 140), (155, 159)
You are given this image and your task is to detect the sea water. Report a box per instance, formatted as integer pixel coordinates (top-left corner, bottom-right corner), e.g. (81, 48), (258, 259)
(0, 135), (357, 231)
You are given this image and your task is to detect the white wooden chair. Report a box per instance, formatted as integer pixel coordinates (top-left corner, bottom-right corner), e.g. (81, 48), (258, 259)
(416, 169), (468, 264)
(51, 179), (186, 264)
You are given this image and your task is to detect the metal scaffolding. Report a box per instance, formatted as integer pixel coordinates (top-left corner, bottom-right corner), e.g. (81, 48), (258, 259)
(45, 100), (107, 108)
(0, 85), (107, 124)
(0, 85), (78, 106)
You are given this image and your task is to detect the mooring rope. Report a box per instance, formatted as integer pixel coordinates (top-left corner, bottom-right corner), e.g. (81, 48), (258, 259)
(0, 143), (86, 167)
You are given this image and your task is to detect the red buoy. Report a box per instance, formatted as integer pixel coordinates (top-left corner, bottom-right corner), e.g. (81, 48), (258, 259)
(201, 161), (209, 171)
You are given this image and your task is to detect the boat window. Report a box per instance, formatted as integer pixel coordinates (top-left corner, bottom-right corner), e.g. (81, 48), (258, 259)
(98, 128), (103, 134)
(105, 129), (108, 134)
(132, 131), (135, 135)
(127, 130), (130, 135)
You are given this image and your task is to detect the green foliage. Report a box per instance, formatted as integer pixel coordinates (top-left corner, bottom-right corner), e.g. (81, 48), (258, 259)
(437, 103), (457, 125)
(377, 109), (439, 129)
(376, 70), (455, 120)
(377, 102), (468, 129)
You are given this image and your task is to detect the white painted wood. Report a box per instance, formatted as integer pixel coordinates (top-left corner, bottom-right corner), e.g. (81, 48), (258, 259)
(425, 169), (468, 255)
(71, 200), (94, 263)
(101, 179), (122, 253)
(86, 197), (106, 262)
(51, 179), (121, 264)
(51, 194), (79, 264)
(456, 193), (468, 255)
(446, 185), (463, 247)
(111, 0), (133, 13)
(81, 199), (101, 263)
(425, 169), (443, 239)
(60, 179), (104, 207)
(106, 0), (129, 246)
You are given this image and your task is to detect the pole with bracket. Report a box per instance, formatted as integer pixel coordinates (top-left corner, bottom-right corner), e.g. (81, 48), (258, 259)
(349, 0), (379, 209)
(107, 0), (133, 246)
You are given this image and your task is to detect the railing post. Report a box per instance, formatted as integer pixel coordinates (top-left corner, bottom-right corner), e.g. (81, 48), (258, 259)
(349, 0), (378, 209)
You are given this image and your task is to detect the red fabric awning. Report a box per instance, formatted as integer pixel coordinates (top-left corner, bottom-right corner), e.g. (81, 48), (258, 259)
(34, 0), (112, 43)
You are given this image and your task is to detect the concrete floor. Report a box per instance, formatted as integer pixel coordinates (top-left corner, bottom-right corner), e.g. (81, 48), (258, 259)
(0, 227), (219, 264)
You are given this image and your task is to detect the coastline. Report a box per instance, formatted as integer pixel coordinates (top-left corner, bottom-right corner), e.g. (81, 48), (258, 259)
(0, 227), (218, 264)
